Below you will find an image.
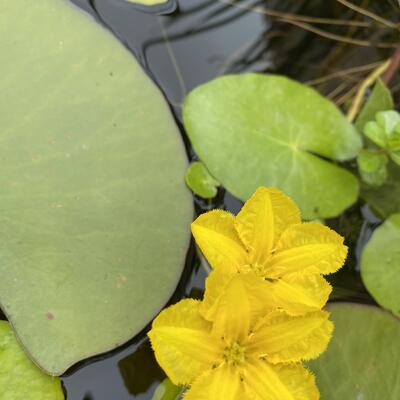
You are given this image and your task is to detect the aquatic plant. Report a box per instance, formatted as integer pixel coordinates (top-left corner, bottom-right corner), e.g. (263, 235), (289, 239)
(192, 187), (347, 318)
(149, 187), (346, 399)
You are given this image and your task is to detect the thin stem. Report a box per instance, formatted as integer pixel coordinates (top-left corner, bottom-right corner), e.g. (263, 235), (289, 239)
(305, 61), (383, 86)
(382, 47), (400, 84)
(335, 0), (399, 29)
(279, 19), (398, 49)
(220, 0), (372, 27)
(220, 0), (398, 48)
(347, 59), (391, 122)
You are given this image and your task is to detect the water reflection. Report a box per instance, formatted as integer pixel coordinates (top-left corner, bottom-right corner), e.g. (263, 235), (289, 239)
(118, 341), (165, 396)
(81, 0), (269, 111)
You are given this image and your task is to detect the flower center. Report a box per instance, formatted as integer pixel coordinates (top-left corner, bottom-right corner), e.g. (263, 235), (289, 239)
(223, 342), (246, 366)
(250, 262), (266, 276)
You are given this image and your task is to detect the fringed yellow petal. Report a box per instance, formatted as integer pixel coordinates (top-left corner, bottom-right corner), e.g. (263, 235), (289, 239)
(266, 274), (332, 316)
(235, 188), (300, 265)
(199, 268), (235, 321)
(244, 359), (319, 400)
(212, 277), (251, 343)
(270, 222), (348, 277)
(148, 300), (223, 385)
(247, 310), (333, 364)
(238, 273), (281, 324)
(191, 210), (247, 273)
(183, 364), (243, 400)
(201, 271), (281, 327)
(235, 187), (275, 263)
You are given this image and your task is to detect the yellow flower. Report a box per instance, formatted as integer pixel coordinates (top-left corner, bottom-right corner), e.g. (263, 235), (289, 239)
(192, 187), (347, 319)
(148, 277), (332, 400)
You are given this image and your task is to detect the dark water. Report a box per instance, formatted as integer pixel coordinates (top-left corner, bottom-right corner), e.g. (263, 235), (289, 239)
(4, 0), (398, 398)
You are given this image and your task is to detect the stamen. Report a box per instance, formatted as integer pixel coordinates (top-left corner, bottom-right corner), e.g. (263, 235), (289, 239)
(223, 342), (246, 366)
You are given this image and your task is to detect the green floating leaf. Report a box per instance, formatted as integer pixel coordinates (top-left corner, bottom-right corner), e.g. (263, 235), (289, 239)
(185, 161), (220, 199)
(361, 214), (400, 317)
(0, 0), (192, 375)
(0, 321), (64, 400)
(357, 149), (388, 187)
(355, 79), (393, 133)
(362, 162), (400, 218)
(152, 378), (182, 400)
(309, 303), (400, 399)
(364, 110), (400, 150)
(183, 73), (361, 219)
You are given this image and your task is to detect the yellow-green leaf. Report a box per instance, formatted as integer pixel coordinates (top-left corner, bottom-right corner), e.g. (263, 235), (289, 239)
(0, 321), (64, 400)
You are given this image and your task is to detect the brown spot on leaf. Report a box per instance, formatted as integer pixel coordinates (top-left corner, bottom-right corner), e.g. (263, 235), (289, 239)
(46, 312), (55, 320)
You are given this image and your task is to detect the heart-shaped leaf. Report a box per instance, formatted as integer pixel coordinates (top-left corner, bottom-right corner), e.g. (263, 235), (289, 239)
(361, 214), (400, 317)
(0, 321), (64, 400)
(183, 74), (361, 219)
(309, 303), (400, 399)
(0, 0), (192, 375)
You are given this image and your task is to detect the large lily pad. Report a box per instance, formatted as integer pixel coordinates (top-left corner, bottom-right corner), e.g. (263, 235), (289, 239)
(183, 74), (361, 219)
(0, 0), (192, 375)
(361, 214), (400, 316)
(309, 303), (400, 399)
(0, 321), (64, 399)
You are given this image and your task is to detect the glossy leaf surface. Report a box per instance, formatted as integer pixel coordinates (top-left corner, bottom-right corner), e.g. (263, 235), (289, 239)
(183, 74), (361, 219)
(0, 0), (192, 375)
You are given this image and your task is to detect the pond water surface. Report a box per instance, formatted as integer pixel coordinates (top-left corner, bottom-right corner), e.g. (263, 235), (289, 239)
(5, 0), (396, 398)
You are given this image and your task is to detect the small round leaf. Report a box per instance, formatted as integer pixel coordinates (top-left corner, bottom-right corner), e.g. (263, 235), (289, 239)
(185, 162), (220, 199)
(361, 213), (400, 316)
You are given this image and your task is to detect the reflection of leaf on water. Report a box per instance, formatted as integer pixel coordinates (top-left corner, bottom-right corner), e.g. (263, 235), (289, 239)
(118, 340), (165, 395)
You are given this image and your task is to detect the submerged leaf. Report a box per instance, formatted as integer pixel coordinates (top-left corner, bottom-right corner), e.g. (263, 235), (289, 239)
(183, 74), (361, 219)
(309, 303), (400, 399)
(185, 162), (220, 199)
(0, 321), (64, 400)
(361, 213), (400, 317)
(0, 0), (192, 375)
